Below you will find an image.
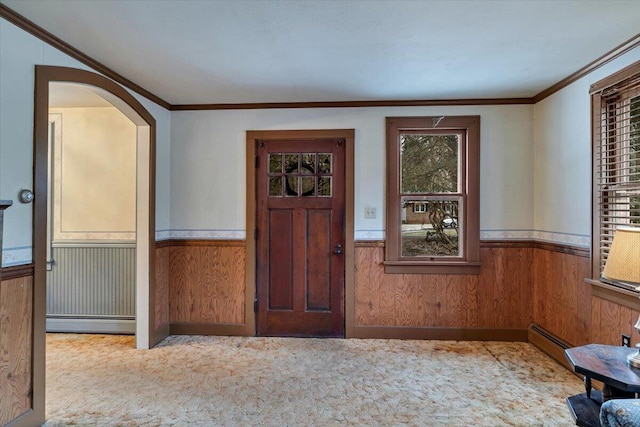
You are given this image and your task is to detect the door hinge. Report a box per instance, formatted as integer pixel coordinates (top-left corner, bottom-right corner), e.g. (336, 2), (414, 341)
(254, 299), (258, 313)
(255, 155), (259, 168)
(254, 228), (258, 240)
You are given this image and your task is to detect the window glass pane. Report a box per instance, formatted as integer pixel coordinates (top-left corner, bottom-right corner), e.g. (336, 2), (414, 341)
(597, 91), (640, 276)
(269, 153), (283, 174)
(318, 153), (332, 174)
(318, 177), (331, 197)
(285, 154), (299, 173)
(401, 197), (460, 257)
(269, 177), (282, 197)
(285, 176), (298, 196)
(301, 153), (315, 174)
(301, 177), (315, 196)
(401, 134), (459, 193)
(604, 195), (640, 226)
(632, 196), (640, 225)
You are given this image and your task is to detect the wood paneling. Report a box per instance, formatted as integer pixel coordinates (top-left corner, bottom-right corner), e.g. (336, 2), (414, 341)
(588, 279), (640, 311)
(268, 210), (294, 310)
(306, 210), (331, 311)
(530, 247), (640, 348)
(163, 238), (639, 345)
(354, 326), (528, 341)
(354, 244), (387, 325)
(531, 248), (591, 346)
(0, 276), (33, 425)
(354, 245), (531, 329)
(478, 247), (532, 328)
(169, 245), (245, 324)
(155, 246), (170, 329)
(591, 297), (639, 346)
(0, 264), (34, 280)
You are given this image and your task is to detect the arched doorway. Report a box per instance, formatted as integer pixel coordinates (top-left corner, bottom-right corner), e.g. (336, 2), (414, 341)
(26, 65), (158, 425)
(46, 82), (138, 336)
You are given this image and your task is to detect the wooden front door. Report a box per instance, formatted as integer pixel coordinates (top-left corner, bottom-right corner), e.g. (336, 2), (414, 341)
(256, 139), (345, 337)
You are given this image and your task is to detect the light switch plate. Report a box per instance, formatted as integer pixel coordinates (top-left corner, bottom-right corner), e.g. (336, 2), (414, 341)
(364, 207), (376, 219)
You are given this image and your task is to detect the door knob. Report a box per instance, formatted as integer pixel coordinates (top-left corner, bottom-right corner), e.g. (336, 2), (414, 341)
(334, 244), (342, 255)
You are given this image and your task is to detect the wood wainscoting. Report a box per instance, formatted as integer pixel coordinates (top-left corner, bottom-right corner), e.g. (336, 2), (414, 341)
(531, 246), (640, 348)
(158, 238), (596, 341)
(353, 240), (640, 345)
(0, 273), (33, 425)
(160, 239), (537, 340)
(161, 239), (537, 340)
(353, 241), (532, 340)
(5, 238), (638, 349)
(532, 248), (592, 347)
(161, 240), (251, 336)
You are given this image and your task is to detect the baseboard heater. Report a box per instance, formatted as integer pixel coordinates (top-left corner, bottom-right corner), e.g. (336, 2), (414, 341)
(528, 323), (572, 370)
(46, 315), (135, 335)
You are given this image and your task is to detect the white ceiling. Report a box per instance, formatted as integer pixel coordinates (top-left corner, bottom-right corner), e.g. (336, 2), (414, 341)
(49, 83), (114, 108)
(3, 0), (640, 105)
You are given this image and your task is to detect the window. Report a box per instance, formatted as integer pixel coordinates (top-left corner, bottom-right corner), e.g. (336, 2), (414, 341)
(591, 61), (640, 290)
(413, 203), (426, 213)
(268, 152), (332, 197)
(385, 116), (480, 274)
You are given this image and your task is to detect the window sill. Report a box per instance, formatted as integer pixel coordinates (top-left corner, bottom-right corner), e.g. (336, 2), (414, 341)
(585, 278), (640, 311)
(383, 261), (481, 275)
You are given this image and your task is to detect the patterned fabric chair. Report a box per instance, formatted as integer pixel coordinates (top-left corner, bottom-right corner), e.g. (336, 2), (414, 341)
(600, 399), (640, 427)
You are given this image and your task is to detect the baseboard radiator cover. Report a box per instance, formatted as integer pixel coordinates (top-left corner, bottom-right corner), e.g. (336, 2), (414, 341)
(47, 245), (135, 316)
(46, 315), (135, 334)
(528, 324), (573, 370)
(46, 245), (135, 334)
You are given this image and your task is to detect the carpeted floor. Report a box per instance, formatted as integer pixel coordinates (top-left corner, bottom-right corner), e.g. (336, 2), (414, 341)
(45, 334), (583, 426)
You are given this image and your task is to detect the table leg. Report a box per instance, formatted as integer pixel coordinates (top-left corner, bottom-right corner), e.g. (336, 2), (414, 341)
(584, 376), (592, 399)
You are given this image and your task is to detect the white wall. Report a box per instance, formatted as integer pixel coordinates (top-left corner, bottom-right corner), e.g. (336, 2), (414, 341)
(170, 105), (535, 240)
(147, 100), (171, 238)
(49, 107), (136, 240)
(7, 13), (638, 261)
(533, 46), (640, 247)
(0, 18), (171, 266)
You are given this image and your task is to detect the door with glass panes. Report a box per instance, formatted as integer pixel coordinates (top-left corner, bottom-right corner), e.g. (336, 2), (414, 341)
(256, 138), (345, 337)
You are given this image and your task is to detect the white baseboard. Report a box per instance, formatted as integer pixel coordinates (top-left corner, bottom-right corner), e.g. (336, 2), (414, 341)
(46, 317), (135, 334)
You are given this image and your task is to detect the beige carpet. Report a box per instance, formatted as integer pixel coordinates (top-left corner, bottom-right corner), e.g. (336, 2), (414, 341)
(45, 334), (583, 426)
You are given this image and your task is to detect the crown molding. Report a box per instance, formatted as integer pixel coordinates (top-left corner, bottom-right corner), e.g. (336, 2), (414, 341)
(533, 33), (640, 103)
(170, 97), (535, 111)
(0, 4), (171, 110)
(1, 4), (638, 110)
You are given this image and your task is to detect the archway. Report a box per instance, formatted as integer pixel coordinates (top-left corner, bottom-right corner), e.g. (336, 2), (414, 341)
(34, 66), (157, 351)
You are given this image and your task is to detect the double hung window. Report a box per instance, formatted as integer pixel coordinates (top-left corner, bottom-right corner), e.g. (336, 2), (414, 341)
(385, 116), (480, 274)
(591, 61), (640, 290)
